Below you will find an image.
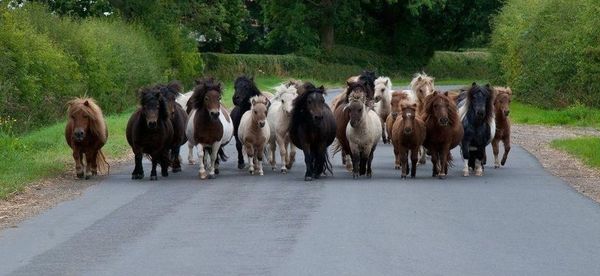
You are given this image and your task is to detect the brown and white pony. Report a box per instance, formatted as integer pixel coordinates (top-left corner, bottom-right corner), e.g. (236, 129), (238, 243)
(374, 76), (392, 143)
(65, 98), (108, 179)
(391, 103), (425, 178)
(492, 86), (512, 168)
(345, 91), (382, 178)
(422, 91), (464, 179)
(238, 95), (271, 176)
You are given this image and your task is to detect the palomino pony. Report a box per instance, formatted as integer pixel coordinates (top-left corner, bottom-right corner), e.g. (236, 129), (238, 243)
(126, 87), (174, 180)
(374, 77), (393, 143)
(422, 91), (464, 179)
(231, 76), (267, 169)
(458, 83), (495, 177)
(156, 81), (188, 173)
(266, 83), (298, 173)
(290, 83), (336, 181)
(65, 98), (108, 179)
(333, 81), (371, 171)
(345, 91), (382, 178)
(186, 77), (233, 179)
(492, 86), (512, 168)
(391, 102), (425, 178)
(409, 72), (435, 164)
(239, 95), (271, 176)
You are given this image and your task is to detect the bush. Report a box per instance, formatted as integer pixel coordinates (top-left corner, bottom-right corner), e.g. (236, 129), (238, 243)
(490, 0), (600, 108)
(201, 53), (362, 82)
(425, 51), (492, 80)
(0, 4), (201, 134)
(310, 45), (402, 77)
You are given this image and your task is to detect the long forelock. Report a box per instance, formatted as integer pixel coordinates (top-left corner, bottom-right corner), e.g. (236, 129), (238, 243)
(67, 98), (106, 139)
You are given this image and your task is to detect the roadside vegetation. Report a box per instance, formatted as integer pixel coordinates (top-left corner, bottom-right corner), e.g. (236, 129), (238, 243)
(551, 137), (600, 169)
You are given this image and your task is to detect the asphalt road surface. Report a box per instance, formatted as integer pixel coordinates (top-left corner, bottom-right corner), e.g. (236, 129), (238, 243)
(1, 86), (600, 275)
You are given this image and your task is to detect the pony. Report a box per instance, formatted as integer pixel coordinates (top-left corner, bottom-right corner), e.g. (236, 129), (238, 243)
(422, 91), (464, 179)
(492, 86), (512, 168)
(239, 95), (271, 175)
(345, 91), (382, 178)
(457, 83), (496, 176)
(126, 87), (174, 180)
(290, 83), (336, 181)
(330, 70), (378, 111)
(231, 75), (267, 169)
(65, 98), (108, 179)
(332, 81), (371, 171)
(374, 77), (393, 143)
(391, 102), (426, 178)
(266, 83), (298, 173)
(156, 81), (188, 173)
(409, 72), (435, 164)
(186, 77), (233, 179)
(385, 91), (415, 151)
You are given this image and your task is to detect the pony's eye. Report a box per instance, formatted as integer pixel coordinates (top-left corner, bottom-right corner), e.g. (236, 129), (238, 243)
(254, 111), (257, 114)
(282, 100), (285, 103)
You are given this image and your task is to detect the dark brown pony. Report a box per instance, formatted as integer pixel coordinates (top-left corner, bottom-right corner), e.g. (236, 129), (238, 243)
(65, 98), (108, 179)
(290, 83), (336, 181)
(391, 102), (426, 178)
(422, 91), (464, 179)
(156, 81), (188, 173)
(126, 86), (174, 180)
(333, 81), (371, 171)
(385, 91), (411, 149)
(492, 86), (512, 168)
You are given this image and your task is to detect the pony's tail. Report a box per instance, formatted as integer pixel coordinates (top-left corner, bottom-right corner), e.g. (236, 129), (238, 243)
(330, 139), (342, 157)
(218, 147), (228, 162)
(447, 152), (454, 168)
(96, 149), (110, 175)
(315, 150), (333, 177)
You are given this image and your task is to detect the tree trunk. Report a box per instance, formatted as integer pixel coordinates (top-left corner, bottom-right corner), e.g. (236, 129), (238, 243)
(320, 23), (334, 51)
(319, 0), (336, 51)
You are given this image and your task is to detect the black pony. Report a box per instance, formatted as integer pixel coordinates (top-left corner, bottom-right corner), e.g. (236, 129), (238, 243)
(357, 70), (377, 101)
(126, 86), (174, 180)
(231, 75), (263, 169)
(457, 83), (495, 177)
(156, 81), (188, 173)
(290, 83), (336, 181)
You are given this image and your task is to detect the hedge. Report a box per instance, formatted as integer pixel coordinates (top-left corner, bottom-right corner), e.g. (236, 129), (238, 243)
(425, 51), (491, 80)
(490, 0), (600, 108)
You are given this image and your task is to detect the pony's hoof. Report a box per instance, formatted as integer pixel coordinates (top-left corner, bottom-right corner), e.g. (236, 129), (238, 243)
(286, 163), (293, 170)
(419, 160), (426, 165)
(494, 164), (500, 169)
(249, 170), (255, 175)
(304, 176), (313, 181)
(215, 168), (220, 175)
(463, 170), (470, 177)
(238, 163), (245, 170)
(150, 175), (158, 181)
(199, 172), (207, 179)
(401, 175), (407, 179)
(77, 173), (85, 179)
(281, 169), (288, 174)
(85, 175), (91, 180)
(259, 171), (264, 176)
(394, 165), (401, 170)
(162, 172), (169, 177)
(172, 167), (181, 173)
(411, 175), (416, 179)
(314, 174), (321, 179)
(188, 160), (195, 165)
(208, 174), (216, 179)
(475, 170), (483, 177)
(438, 174), (447, 180)
(92, 171), (98, 176)
(132, 173), (144, 180)
(353, 174), (359, 179)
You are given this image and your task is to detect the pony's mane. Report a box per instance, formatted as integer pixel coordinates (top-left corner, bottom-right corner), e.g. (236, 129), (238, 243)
(140, 86), (170, 120)
(273, 83), (297, 100)
(422, 92), (459, 126)
(345, 81), (369, 100)
(348, 90), (366, 104)
(235, 75), (261, 96)
(250, 95), (269, 107)
(374, 76), (392, 90)
(410, 72), (434, 92)
(189, 77), (222, 111)
(494, 86), (512, 96)
(292, 83), (325, 115)
(67, 97), (106, 140)
(358, 70), (377, 97)
(458, 83), (495, 124)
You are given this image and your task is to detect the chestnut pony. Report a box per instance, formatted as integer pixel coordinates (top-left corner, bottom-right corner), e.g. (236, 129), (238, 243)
(492, 86), (512, 168)
(65, 98), (108, 179)
(422, 91), (464, 179)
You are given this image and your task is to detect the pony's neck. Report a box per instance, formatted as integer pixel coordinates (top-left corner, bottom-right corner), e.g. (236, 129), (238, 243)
(495, 109), (508, 125)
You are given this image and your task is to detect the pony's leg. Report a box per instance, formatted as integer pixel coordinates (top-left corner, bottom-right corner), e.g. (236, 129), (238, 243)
(418, 146), (427, 165)
(351, 151), (360, 179)
(150, 157), (158, 181)
(132, 152), (144, 179)
(236, 135), (245, 169)
(90, 150), (99, 176)
(400, 148), (409, 179)
(276, 136), (288, 173)
(288, 142), (296, 170)
(269, 140), (277, 171)
(431, 152), (439, 177)
(73, 149), (84, 179)
(187, 141), (195, 165)
(197, 144), (207, 179)
(501, 136), (511, 166)
(245, 144), (255, 175)
(207, 142), (220, 179)
(410, 148), (419, 178)
(303, 149), (313, 181)
(439, 148), (449, 179)
(160, 151), (170, 177)
(381, 118), (388, 144)
(171, 146), (182, 173)
(475, 159), (483, 176)
(492, 139), (500, 168)
(84, 151), (93, 180)
(344, 152), (353, 172)
(257, 144), (265, 176)
(461, 141), (470, 177)
(394, 145), (401, 170)
(367, 146), (376, 178)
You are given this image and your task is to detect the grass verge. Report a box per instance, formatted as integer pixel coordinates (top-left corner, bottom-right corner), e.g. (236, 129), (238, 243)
(510, 102), (600, 129)
(551, 137), (600, 169)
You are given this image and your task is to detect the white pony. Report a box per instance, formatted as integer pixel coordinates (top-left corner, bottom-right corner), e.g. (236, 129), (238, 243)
(238, 95), (271, 176)
(373, 76), (393, 143)
(185, 79), (233, 179)
(266, 83), (298, 173)
(345, 91), (382, 178)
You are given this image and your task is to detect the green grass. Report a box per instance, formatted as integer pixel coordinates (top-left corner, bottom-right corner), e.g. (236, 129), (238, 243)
(0, 112), (131, 199)
(551, 137), (600, 168)
(511, 101), (600, 129)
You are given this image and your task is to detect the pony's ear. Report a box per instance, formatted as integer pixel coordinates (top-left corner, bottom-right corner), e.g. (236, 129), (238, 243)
(346, 81), (353, 87)
(343, 102), (350, 112)
(318, 85), (325, 91)
(417, 76), (422, 81)
(485, 83), (491, 89)
(444, 91), (449, 96)
(384, 79), (389, 86)
(472, 82), (477, 86)
(507, 87), (513, 95)
(251, 97), (256, 106)
(412, 103), (417, 108)
(194, 78), (202, 85)
(84, 100), (90, 106)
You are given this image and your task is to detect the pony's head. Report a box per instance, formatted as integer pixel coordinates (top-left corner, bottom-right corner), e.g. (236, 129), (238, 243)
(345, 81), (370, 104)
(293, 83), (328, 123)
(411, 72), (435, 101)
(156, 80), (183, 115)
(190, 77), (223, 121)
(233, 75), (261, 107)
(494, 86), (512, 117)
(374, 77), (392, 103)
(400, 102), (418, 135)
(390, 91), (410, 119)
(140, 87), (168, 129)
(250, 95), (269, 128)
(424, 91), (457, 127)
(274, 84), (298, 114)
(467, 83), (494, 121)
(67, 98), (104, 142)
(345, 91), (367, 128)
(358, 70), (377, 97)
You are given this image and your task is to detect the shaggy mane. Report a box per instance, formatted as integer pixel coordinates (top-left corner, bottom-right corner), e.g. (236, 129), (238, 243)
(422, 92), (459, 126)
(67, 97), (106, 141)
(188, 77), (222, 111)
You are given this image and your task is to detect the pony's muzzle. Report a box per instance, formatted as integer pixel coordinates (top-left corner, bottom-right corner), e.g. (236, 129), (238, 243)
(73, 129), (85, 142)
(147, 121), (158, 129)
(313, 115), (323, 122)
(210, 111), (220, 120)
(391, 112), (398, 119)
(404, 127), (413, 135)
(374, 96), (382, 103)
(439, 117), (449, 126)
(504, 110), (510, 116)
(259, 121), (266, 128)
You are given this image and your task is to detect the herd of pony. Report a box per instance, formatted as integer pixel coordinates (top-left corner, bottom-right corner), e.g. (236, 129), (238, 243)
(65, 72), (513, 181)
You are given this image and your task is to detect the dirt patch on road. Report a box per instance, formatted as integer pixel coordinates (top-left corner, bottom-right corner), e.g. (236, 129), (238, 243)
(512, 124), (600, 204)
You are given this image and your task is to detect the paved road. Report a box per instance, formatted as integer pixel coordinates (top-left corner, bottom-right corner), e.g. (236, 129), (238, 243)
(1, 86), (600, 275)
